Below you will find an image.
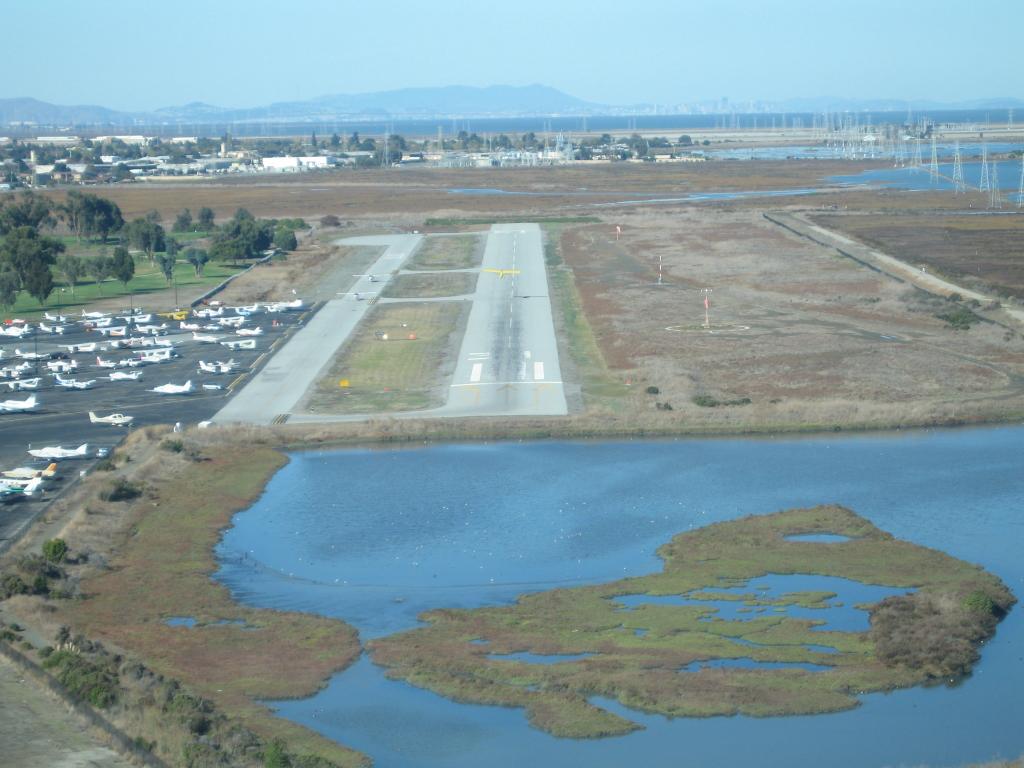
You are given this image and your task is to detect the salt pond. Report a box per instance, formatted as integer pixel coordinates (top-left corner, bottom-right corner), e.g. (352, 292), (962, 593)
(216, 426), (1024, 767)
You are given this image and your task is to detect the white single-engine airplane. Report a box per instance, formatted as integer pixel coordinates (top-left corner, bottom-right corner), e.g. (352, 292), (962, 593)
(64, 342), (97, 354)
(0, 325), (31, 338)
(44, 312), (68, 323)
(39, 322), (65, 334)
(89, 411), (134, 426)
(5, 378), (40, 391)
(180, 321), (201, 331)
(54, 374), (95, 390)
(221, 339), (255, 350)
(16, 348), (49, 361)
(265, 299), (303, 312)
(236, 327), (263, 336)
(0, 394), (39, 412)
(95, 356), (117, 369)
(192, 332), (220, 344)
(0, 476), (44, 499)
(81, 310), (108, 320)
(28, 443), (89, 459)
(109, 370), (143, 381)
(150, 380), (193, 395)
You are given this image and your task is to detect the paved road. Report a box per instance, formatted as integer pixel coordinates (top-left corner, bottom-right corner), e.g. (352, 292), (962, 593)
(213, 235), (422, 425)
(434, 223), (567, 417)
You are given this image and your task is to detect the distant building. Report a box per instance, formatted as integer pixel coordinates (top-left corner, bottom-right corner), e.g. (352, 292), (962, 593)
(261, 155), (334, 172)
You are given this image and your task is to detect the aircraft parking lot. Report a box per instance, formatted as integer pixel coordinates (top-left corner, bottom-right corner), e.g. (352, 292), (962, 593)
(0, 301), (310, 551)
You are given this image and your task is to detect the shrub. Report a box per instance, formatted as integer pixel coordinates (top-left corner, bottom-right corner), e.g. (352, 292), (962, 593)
(264, 740), (290, 768)
(645, 386), (660, 395)
(963, 591), (997, 615)
(42, 650), (118, 708)
(1, 573), (28, 598)
(161, 439), (184, 453)
(42, 538), (68, 563)
(936, 306), (980, 330)
(693, 395), (752, 408)
(94, 458), (116, 472)
(99, 478), (143, 502)
(320, 214), (341, 227)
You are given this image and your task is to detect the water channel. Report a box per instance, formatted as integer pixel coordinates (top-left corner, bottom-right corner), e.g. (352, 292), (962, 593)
(215, 427), (1024, 768)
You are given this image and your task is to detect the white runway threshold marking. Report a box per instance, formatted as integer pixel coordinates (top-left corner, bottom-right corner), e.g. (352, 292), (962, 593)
(533, 362), (545, 381)
(470, 363), (483, 383)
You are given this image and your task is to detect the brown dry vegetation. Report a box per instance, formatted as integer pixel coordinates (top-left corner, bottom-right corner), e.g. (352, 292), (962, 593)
(555, 206), (1024, 429)
(808, 211), (1024, 298)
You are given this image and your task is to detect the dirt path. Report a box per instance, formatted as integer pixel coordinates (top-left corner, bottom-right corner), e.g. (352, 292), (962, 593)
(0, 655), (132, 768)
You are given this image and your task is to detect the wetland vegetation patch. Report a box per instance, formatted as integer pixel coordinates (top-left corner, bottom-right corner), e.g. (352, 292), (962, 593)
(368, 505), (1014, 739)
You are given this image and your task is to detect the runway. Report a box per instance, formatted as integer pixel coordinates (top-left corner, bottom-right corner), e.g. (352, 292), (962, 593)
(433, 223), (567, 417)
(213, 234), (422, 425)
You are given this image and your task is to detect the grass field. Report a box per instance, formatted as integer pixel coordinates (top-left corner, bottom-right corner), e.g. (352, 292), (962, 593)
(382, 271), (477, 298)
(3, 259), (242, 320)
(407, 234), (482, 270)
(306, 301), (467, 414)
(369, 505), (1014, 739)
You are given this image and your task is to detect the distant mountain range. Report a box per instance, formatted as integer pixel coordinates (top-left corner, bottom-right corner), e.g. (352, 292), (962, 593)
(0, 85), (607, 127)
(1, 86), (1023, 128)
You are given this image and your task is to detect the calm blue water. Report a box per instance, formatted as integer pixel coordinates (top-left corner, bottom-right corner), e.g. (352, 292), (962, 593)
(830, 160), (1024, 193)
(681, 658), (832, 673)
(486, 652), (594, 665)
(784, 533), (851, 543)
(216, 427), (1024, 768)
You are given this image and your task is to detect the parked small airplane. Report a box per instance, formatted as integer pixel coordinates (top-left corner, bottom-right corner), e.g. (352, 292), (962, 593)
(5, 378), (40, 390)
(54, 374), (95, 390)
(194, 306), (224, 318)
(89, 316), (113, 328)
(220, 339), (255, 350)
(44, 312), (68, 323)
(0, 394), (38, 412)
(81, 310), (109, 320)
(217, 316), (245, 327)
(202, 383), (223, 390)
(109, 370), (143, 381)
(150, 380), (193, 395)
(95, 356), (117, 369)
(193, 332), (220, 343)
(15, 348), (48, 361)
(158, 310), (189, 321)
(2, 463), (57, 480)
(198, 358), (235, 374)
(232, 303), (259, 315)
(236, 327), (263, 336)
(38, 322), (65, 334)
(0, 476), (43, 499)
(136, 323), (167, 334)
(0, 324), (31, 338)
(64, 342), (97, 354)
(180, 321), (201, 331)
(89, 411), (134, 426)
(116, 358), (143, 368)
(138, 348), (173, 363)
(129, 313), (153, 324)
(28, 443), (89, 459)
(46, 360), (78, 373)
(265, 299), (303, 312)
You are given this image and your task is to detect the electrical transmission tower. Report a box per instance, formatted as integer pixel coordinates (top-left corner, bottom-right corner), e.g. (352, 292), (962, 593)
(979, 144), (990, 191)
(952, 141), (965, 193)
(912, 137), (923, 169)
(1018, 154), (1024, 209)
(990, 161), (1001, 209)
(929, 134), (939, 182)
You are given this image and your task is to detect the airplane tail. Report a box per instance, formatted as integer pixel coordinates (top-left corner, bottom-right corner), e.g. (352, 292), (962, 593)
(76, 444), (89, 455)
(23, 477), (42, 496)
(184, 380), (193, 392)
(43, 463), (57, 476)
(89, 411), (98, 422)
(24, 395), (36, 407)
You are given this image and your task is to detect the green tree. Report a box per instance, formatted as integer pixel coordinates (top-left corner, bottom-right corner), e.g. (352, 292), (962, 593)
(124, 217), (165, 262)
(111, 246), (135, 289)
(90, 197), (123, 242)
(42, 538), (68, 564)
(165, 237), (180, 257)
(0, 226), (64, 287)
(156, 252), (175, 284)
(197, 207), (215, 231)
(59, 190), (93, 241)
(23, 259), (54, 306)
(0, 268), (18, 310)
(0, 191), (55, 234)
(263, 740), (289, 768)
(185, 248), (209, 277)
(172, 208), (193, 233)
(273, 228), (297, 252)
(88, 254), (112, 295)
(55, 253), (84, 296)
(329, 132), (340, 147)
(210, 215), (273, 264)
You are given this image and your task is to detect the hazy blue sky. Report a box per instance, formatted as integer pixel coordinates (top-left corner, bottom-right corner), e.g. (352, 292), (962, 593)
(4, 0), (1020, 110)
